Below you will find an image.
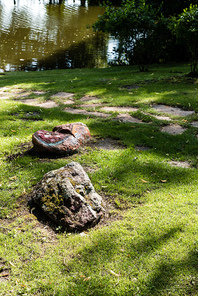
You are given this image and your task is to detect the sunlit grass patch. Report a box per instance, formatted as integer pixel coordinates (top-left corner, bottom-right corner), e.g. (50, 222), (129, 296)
(1, 63), (198, 295)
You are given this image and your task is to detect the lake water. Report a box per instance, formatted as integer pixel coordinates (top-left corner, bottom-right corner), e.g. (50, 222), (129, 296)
(0, 0), (118, 71)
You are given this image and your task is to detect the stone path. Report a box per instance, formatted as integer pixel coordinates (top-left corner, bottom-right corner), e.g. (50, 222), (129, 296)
(161, 124), (186, 135)
(167, 161), (191, 168)
(152, 104), (194, 117)
(1, 87), (197, 143)
(50, 92), (74, 100)
(1, 87), (195, 168)
(100, 106), (138, 113)
(17, 99), (59, 109)
(191, 121), (198, 127)
(64, 108), (110, 118)
(115, 114), (142, 123)
(79, 96), (99, 102)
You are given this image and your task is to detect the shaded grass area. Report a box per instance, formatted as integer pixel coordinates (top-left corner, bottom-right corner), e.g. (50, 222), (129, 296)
(1, 64), (198, 295)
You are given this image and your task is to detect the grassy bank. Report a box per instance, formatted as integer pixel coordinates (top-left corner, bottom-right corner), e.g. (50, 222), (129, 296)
(0, 64), (198, 295)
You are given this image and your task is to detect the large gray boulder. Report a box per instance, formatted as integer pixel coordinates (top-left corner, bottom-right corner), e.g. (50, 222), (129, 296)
(31, 162), (105, 231)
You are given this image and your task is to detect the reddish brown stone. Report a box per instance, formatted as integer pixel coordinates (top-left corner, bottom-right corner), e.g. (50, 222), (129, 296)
(32, 122), (91, 154)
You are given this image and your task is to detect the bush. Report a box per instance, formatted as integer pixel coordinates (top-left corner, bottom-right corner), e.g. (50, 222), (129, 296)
(170, 5), (198, 75)
(93, 0), (161, 71)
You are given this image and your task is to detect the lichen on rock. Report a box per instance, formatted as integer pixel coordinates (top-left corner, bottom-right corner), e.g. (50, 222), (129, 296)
(31, 162), (105, 231)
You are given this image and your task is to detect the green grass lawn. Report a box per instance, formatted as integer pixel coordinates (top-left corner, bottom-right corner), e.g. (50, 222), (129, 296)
(0, 63), (198, 295)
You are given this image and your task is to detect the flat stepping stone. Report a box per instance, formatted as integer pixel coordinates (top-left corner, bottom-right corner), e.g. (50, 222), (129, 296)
(190, 121), (198, 127)
(35, 101), (59, 108)
(14, 92), (32, 98)
(0, 87), (9, 91)
(20, 99), (58, 108)
(32, 91), (47, 95)
(152, 115), (172, 121)
(143, 112), (171, 121)
(9, 88), (25, 94)
(0, 89), (45, 99)
(167, 161), (191, 168)
(9, 89), (31, 98)
(115, 114), (143, 123)
(17, 98), (40, 105)
(161, 124), (186, 135)
(80, 104), (104, 108)
(0, 87), (15, 99)
(5, 88), (26, 95)
(80, 96), (99, 102)
(0, 95), (11, 99)
(100, 106), (138, 113)
(51, 92), (74, 99)
(62, 99), (75, 105)
(152, 105), (194, 117)
(64, 108), (110, 117)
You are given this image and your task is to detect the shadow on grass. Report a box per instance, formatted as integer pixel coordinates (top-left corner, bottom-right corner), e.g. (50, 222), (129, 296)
(88, 119), (198, 160)
(2, 106), (198, 218)
(57, 225), (198, 295)
(142, 249), (198, 296)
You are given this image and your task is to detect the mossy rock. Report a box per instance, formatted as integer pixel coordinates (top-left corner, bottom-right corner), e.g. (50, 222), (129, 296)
(31, 162), (105, 231)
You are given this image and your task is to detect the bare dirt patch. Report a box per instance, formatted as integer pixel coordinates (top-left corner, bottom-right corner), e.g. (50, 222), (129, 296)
(5, 142), (33, 161)
(0, 259), (10, 282)
(11, 111), (43, 121)
(88, 137), (125, 151)
(2, 193), (58, 240)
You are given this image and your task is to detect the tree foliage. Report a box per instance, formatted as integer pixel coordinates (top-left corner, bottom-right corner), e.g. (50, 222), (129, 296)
(93, 0), (198, 72)
(146, 0), (197, 17)
(93, 0), (166, 71)
(171, 5), (198, 75)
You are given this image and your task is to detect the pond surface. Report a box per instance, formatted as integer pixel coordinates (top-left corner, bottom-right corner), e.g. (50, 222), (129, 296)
(0, 0), (117, 71)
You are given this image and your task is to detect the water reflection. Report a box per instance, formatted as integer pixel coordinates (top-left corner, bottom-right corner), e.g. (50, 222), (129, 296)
(0, 0), (117, 70)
